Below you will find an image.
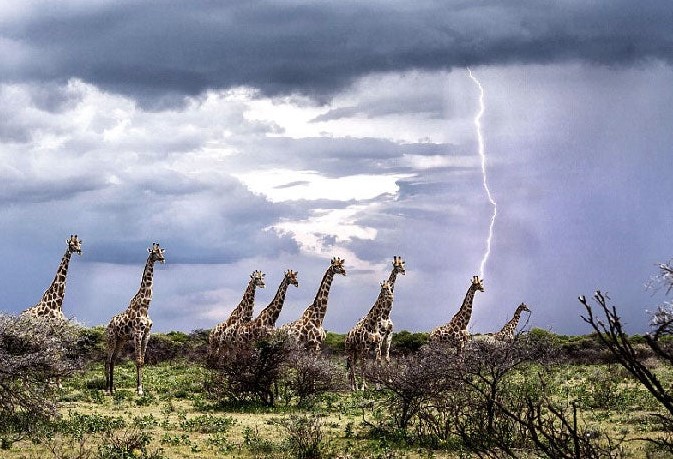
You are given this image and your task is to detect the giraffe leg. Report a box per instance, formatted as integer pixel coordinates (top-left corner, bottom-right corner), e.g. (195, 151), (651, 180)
(134, 334), (147, 396)
(373, 343), (383, 390)
(383, 332), (392, 363)
(360, 352), (368, 391)
(106, 339), (121, 395)
(346, 351), (356, 391)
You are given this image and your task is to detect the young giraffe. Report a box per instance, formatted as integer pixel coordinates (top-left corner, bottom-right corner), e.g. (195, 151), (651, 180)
(208, 270), (266, 360)
(281, 257), (346, 353)
(105, 243), (166, 395)
(429, 276), (485, 352)
(379, 256), (406, 362)
(22, 235), (83, 320)
(345, 280), (394, 390)
(492, 303), (530, 343)
(237, 270), (299, 345)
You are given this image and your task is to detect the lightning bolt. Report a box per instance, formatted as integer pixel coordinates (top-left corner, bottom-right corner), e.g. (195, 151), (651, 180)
(467, 68), (497, 280)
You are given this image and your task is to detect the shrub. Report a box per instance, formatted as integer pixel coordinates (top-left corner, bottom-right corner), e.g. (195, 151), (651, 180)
(285, 353), (348, 407)
(275, 414), (326, 459)
(390, 330), (428, 355)
(208, 331), (293, 407)
(0, 314), (84, 445)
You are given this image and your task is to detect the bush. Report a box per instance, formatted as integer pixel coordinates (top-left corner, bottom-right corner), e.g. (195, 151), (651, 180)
(285, 353), (348, 407)
(0, 314), (84, 445)
(390, 330), (428, 355)
(275, 414), (326, 459)
(207, 331), (293, 407)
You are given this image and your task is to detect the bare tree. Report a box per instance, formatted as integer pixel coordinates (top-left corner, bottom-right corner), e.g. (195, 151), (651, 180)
(579, 259), (673, 454)
(579, 291), (673, 417)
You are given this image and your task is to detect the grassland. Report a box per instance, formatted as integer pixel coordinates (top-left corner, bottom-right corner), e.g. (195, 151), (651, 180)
(3, 354), (673, 459)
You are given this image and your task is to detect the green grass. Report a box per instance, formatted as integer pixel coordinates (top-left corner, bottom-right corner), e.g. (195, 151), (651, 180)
(4, 360), (673, 458)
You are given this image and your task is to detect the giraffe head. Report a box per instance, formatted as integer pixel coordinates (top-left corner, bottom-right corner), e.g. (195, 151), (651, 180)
(67, 234), (83, 255)
(285, 269), (299, 288)
(517, 302), (530, 313)
(330, 257), (347, 276)
(251, 270), (266, 288)
(471, 275), (485, 292)
(392, 256), (406, 276)
(148, 242), (166, 264)
(380, 280), (393, 299)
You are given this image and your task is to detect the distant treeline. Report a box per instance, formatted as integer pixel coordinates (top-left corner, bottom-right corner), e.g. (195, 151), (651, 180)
(76, 326), (668, 366)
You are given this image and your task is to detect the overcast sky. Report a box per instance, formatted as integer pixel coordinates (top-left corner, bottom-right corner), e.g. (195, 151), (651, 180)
(1, 1), (672, 335)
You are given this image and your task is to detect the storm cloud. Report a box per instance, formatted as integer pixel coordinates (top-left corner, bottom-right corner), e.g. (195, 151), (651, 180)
(2, 1), (672, 105)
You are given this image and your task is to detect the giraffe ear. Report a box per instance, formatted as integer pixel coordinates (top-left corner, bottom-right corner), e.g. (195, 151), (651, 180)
(148, 248), (152, 253)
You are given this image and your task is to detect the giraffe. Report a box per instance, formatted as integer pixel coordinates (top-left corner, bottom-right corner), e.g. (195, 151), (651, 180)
(429, 276), (484, 352)
(105, 243), (165, 395)
(379, 256), (406, 362)
(208, 270), (266, 360)
(345, 280), (394, 390)
(281, 257), (346, 353)
(22, 235), (83, 321)
(492, 303), (530, 343)
(237, 269), (299, 345)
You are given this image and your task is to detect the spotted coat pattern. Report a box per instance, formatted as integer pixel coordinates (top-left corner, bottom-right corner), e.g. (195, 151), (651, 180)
(105, 243), (165, 395)
(429, 276), (485, 352)
(237, 269), (299, 344)
(281, 257), (346, 353)
(22, 235), (82, 321)
(345, 280), (394, 390)
(493, 303), (530, 343)
(208, 270), (266, 360)
(377, 256), (406, 361)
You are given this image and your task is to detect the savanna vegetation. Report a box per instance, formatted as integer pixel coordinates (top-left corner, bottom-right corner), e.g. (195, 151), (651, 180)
(2, 261), (673, 458)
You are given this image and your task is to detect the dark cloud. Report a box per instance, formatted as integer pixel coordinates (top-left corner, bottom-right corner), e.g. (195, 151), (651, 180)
(3, 1), (671, 105)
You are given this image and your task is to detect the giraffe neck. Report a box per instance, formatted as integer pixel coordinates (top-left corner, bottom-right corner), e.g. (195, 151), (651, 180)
(387, 269), (399, 293)
(499, 310), (523, 337)
(304, 267), (335, 324)
(381, 267), (401, 318)
(255, 277), (290, 326)
(228, 278), (259, 325)
(367, 291), (393, 324)
(129, 256), (156, 315)
(39, 249), (73, 310)
(451, 284), (479, 330)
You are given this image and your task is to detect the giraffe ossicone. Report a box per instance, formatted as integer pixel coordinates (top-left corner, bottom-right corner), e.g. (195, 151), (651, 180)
(105, 242), (166, 396)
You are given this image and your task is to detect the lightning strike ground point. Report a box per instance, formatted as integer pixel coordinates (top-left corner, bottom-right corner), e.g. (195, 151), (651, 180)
(467, 68), (497, 280)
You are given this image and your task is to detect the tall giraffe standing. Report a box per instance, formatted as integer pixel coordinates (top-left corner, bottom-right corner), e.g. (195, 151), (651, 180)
(105, 243), (165, 395)
(237, 270), (299, 344)
(208, 270), (266, 360)
(429, 276), (484, 352)
(379, 256), (406, 362)
(492, 303), (530, 343)
(345, 280), (394, 390)
(22, 235), (83, 320)
(281, 257), (346, 353)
